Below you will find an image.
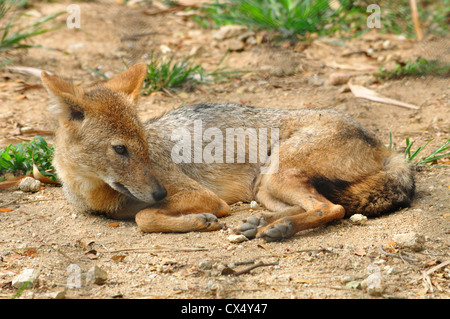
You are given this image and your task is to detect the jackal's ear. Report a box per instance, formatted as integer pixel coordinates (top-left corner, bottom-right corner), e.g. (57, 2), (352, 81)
(41, 71), (85, 121)
(104, 63), (147, 104)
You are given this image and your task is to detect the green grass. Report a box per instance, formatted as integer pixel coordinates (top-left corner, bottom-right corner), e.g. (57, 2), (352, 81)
(404, 138), (450, 167)
(193, 0), (355, 39)
(375, 58), (450, 80)
(0, 0), (64, 66)
(143, 52), (206, 93)
(388, 133), (449, 167)
(0, 136), (56, 180)
(142, 51), (245, 93)
(192, 0), (449, 40)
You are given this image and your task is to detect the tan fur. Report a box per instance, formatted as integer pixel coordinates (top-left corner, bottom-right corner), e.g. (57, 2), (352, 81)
(41, 64), (415, 241)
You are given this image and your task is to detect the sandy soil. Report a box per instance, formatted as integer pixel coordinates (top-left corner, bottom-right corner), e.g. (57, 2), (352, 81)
(0, 1), (449, 300)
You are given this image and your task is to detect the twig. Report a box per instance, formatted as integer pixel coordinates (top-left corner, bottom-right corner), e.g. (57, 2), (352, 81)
(234, 262), (278, 276)
(421, 260), (449, 293)
(295, 248), (334, 254)
(379, 245), (419, 263)
(425, 259), (450, 276)
(120, 32), (163, 41)
(107, 246), (209, 253)
(409, 0), (423, 41)
(0, 200), (18, 208)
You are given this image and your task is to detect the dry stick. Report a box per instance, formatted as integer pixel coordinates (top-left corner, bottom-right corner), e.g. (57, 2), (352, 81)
(379, 245), (419, 263)
(409, 0), (423, 41)
(120, 32), (163, 41)
(234, 262), (278, 276)
(107, 246), (209, 253)
(424, 259), (450, 276)
(0, 200), (18, 208)
(422, 259), (450, 293)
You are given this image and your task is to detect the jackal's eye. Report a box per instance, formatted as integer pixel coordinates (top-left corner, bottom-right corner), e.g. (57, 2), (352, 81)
(112, 145), (128, 156)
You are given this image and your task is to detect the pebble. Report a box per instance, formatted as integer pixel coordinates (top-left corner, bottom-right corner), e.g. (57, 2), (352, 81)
(85, 266), (107, 285)
(250, 201), (259, 208)
(44, 289), (66, 299)
(198, 260), (213, 270)
(382, 40), (393, 50)
(212, 25), (248, 41)
(328, 72), (351, 85)
(361, 272), (385, 296)
(349, 214), (368, 225)
(224, 39), (245, 51)
(227, 234), (248, 243)
(18, 177), (41, 193)
(12, 268), (40, 289)
(393, 232), (425, 251)
(361, 264), (385, 296)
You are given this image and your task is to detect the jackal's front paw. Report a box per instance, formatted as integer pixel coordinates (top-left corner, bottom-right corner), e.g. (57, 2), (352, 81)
(256, 218), (294, 242)
(194, 213), (223, 231)
(234, 216), (268, 239)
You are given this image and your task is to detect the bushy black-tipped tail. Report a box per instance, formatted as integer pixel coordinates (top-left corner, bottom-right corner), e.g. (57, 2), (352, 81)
(314, 154), (415, 217)
(341, 154), (415, 217)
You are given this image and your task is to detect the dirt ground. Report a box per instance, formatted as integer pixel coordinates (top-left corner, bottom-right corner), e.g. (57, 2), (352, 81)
(0, 1), (449, 300)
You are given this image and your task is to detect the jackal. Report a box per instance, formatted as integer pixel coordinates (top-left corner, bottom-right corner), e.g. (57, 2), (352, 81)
(41, 63), (414, 241)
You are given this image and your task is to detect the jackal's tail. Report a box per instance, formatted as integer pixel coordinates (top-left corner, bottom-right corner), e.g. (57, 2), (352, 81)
(316, 154), (415, 217)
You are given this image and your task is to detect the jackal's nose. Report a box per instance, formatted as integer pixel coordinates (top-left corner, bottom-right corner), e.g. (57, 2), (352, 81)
(152, 187), (167, 201)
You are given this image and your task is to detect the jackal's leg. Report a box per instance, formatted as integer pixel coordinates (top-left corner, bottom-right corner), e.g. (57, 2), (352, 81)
(256, 175), (345, 241)
(135, 190), (230, 233)
(234, 189), (305, 238)
(235, 150), (346, 241)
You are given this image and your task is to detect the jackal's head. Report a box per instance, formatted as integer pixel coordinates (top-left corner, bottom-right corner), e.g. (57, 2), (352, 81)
(41, 63), (167, 206)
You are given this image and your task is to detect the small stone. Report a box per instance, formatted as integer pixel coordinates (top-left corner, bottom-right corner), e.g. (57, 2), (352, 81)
(18, 177), (41, 193)
(385, 266), (398, 275)
(45, 289), (66, 299)
(227, 234), (248, 243)
(20, 126), (34, 134)
(382, 40), (393, 50)
(328, 72), (351, 86)
(12, 268), (40, 289)
(250, 201), (259, 208)
(393, 232), (425, 251)
(224, 39), (245, 51)
(198, 260), (213, 270)
(349, 214), (368, 225)
(361, 272), (384, 296)
(212, 25), (248, 41)
(85, 266), (107, 285)
(345, 280), (362, 290)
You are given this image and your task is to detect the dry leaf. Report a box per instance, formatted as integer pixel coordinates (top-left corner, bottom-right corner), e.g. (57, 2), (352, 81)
(354, 248), (367, 256)
(257, 244), (271, 250)
(6, 65), (50, 77)
(349, 84), (419, 110)
(77, 238), (95, 250)
(21, 248), (38, 257)
(108, 222), (120, 227)
(85, 250), (98, 260)
(111, 255), (126, 261)
(33, 164), (60, 185)
(295, 278), (314, 284)
(15, 84), (43, 92)
(325, 60), (378, 72)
